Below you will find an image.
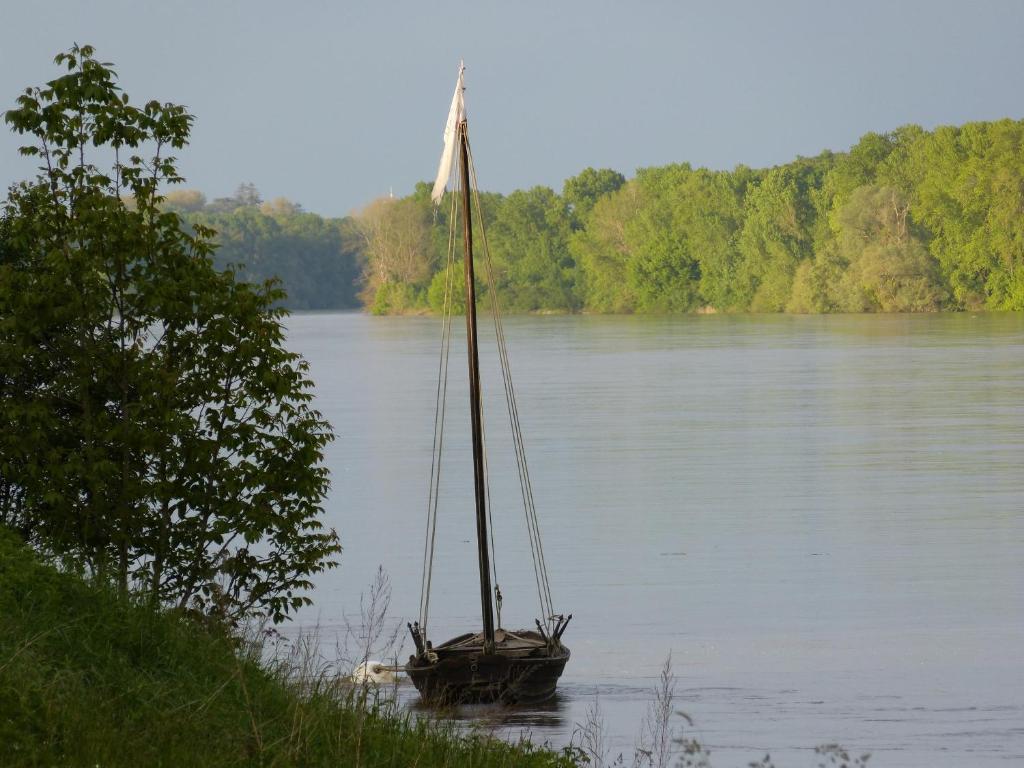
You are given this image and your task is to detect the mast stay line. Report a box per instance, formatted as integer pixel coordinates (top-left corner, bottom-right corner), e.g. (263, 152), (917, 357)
(406, 62), (570, 706)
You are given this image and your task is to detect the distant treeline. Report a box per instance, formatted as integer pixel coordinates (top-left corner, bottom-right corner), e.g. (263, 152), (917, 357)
(162, 185), (363, 310)
(173, 118), (1024, 314)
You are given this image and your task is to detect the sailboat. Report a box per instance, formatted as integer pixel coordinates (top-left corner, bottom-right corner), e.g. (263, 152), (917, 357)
(404, 63), (571, 705)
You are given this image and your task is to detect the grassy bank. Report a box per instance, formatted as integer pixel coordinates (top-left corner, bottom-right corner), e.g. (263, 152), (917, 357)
(0, 528), (572, 767)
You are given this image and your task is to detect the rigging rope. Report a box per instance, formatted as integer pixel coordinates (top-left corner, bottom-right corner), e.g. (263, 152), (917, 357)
(419, 125), (558, 639)
(466, 135), (557, 631)
(418, 183), (459, 638)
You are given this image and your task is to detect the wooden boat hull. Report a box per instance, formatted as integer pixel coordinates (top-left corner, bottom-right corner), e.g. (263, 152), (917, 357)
(405, 629), (569, 705)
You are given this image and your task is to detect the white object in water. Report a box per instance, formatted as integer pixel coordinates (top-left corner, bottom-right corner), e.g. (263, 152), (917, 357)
(351, 660), (397, 684)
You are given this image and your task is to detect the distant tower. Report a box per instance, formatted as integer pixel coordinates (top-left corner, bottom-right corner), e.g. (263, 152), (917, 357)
(389, 186), (394, 199)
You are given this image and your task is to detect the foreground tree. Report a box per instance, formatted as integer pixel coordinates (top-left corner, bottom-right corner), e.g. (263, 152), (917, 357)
(0, 45), (339, 622)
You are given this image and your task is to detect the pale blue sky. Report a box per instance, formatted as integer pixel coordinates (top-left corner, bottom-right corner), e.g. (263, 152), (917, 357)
(1, 0), (1022, 217)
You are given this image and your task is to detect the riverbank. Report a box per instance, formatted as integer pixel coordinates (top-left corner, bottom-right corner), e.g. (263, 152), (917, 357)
(0, 527), (573, 767)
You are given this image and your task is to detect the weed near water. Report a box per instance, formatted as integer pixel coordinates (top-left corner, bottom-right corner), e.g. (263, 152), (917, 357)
(1, 526), (872, 767)
(0, 527), (572, 767)
(566, 655), (869, 768)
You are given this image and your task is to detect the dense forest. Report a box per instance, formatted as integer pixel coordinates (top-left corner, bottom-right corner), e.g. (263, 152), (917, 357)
(162, 185), (364, 310)
(176, 118), (1024, 314)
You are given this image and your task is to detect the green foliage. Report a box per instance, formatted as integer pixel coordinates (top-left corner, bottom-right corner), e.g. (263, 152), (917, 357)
(908, 120), (1024, 310)
(786, 243), (858, 313)
(369, 280), (427, 315)
(834, 185), (946, 311)
(562, 167), (626, 226)
(737, 159), (829, 312)
(486, 186), (579, 312)
(624, 165), (702, 313)
(71, 116), (1019, 319)
(821, 131), (897, 223)
(185, 200), (363, 310)
(365, 119), (1024, 316)
(356, 194), (435, 313)
(0, 45), (339, 624)
(427, 259), (467, 314)
(685, 167), (753, 312)
(569, 182), (643, 312)
(0, 528), (574, 768)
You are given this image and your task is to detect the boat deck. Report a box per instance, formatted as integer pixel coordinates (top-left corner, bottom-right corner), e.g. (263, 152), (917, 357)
(406, 628), (569, 705)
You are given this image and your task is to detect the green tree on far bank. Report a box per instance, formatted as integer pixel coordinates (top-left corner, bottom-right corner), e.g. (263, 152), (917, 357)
(356, 192), (435, 313)
(363, 119), (1024, 316)
(486, 186), (579, 312)
(562, 167), (626, 226)
(568, 182), (642, 312)
(162, 185), (363, 311)
(168, 120), (1021, 317)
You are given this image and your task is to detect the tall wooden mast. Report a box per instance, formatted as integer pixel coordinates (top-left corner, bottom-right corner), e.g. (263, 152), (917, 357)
(458, 119), (496, 652)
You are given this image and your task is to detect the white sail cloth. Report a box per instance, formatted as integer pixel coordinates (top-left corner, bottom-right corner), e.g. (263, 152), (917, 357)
(430, 62), (466, 205)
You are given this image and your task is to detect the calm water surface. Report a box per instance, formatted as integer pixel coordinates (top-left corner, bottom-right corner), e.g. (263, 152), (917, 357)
(286, 312), (1024, 767)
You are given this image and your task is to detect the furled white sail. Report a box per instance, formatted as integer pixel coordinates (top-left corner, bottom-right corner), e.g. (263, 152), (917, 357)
(430, 62), (466, 205)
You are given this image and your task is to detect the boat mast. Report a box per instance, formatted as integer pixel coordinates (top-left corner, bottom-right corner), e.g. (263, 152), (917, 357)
(458, 119), (496, 652)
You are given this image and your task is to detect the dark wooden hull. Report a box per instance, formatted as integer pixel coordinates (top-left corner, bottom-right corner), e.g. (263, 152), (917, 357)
(405, 629), (569, 705)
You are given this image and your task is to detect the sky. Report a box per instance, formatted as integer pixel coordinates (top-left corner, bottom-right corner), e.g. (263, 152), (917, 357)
(1, 0), (1023, 218)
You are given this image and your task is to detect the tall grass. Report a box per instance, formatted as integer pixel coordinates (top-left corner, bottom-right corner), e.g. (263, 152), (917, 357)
(0, 527), (573, 767)
(1, 528), (871, 767)
(567, 656), (710, 768)
(565, 656), (868, 768)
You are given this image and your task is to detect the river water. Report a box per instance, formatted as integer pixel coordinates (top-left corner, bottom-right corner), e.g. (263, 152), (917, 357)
(286, 311), (1024, 767)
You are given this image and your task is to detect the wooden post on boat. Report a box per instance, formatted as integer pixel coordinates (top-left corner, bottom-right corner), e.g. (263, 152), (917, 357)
(458, 119), (496, 653)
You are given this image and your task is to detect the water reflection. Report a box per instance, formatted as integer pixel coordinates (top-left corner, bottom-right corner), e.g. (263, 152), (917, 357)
(409, 692), (570, 732)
